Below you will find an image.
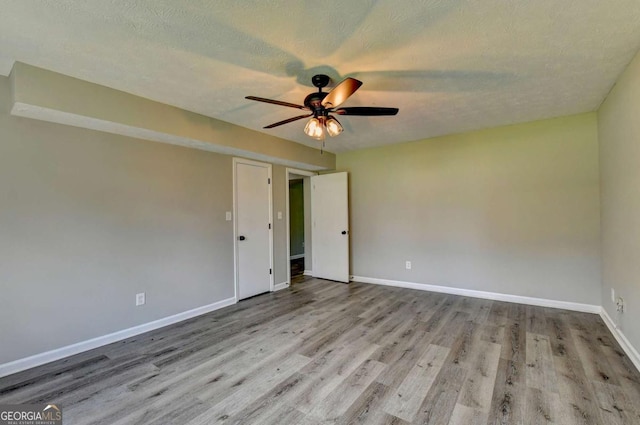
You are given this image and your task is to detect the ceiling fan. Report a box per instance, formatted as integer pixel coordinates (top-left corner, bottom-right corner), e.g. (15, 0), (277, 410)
(245, 74), (399, 141)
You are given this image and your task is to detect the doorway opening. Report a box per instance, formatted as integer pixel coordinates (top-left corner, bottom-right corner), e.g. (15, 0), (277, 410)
(289, 178), (305, 277)
(286, 168), (316, 286)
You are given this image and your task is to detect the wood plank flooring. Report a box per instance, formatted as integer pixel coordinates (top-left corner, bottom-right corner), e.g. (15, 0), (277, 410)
(2, 277), (640, 424)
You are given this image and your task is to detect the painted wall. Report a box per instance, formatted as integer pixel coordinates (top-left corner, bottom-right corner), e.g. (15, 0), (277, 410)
(337, 113), (601, 305)
(10, 62), (335, 171)
(272, 165), (288, 286)
(599, 49), (640, 351)
(289, 179), (305, 257)
(0, 74), (289, 364)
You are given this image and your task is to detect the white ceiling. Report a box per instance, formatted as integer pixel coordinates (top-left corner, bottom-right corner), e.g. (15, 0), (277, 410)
(1, 0), (639, 153)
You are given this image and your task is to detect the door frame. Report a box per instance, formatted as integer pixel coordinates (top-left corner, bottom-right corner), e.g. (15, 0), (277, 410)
(285, 168), (317, 286)
(233, 157), (274, 301)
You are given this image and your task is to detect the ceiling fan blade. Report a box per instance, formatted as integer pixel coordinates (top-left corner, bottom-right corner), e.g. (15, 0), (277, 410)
(263, 114), (313, 129)
(321, 77), (363, 108)
(246, 96), (307, 110)
(334, 107), (399, 116)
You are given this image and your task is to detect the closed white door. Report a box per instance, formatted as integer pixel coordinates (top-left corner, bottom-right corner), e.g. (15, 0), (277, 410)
(235, 159), (272, 300)
(311, 172), (349, 283)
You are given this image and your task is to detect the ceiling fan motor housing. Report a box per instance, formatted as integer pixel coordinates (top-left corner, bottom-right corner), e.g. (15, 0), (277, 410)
(306, 74), (332, 116)
(304, 91), (329, 113)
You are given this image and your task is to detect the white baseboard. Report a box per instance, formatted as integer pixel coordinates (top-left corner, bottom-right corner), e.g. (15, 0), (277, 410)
(600, 308), (640, 372)
(289, 254), (305, 260)
(8, 281), (633, 380)
(303, 270), (313, 276)
(350, 276), (601, 314)
(0, 296), (237, 378)
(273, 282), (289, 291)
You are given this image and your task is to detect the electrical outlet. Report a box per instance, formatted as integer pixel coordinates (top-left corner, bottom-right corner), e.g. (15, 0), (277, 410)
(136, 292), (146, 306)
(611, 288), (616, 303)
(405, 261), (412, 270)
(616, 296), (624, 313)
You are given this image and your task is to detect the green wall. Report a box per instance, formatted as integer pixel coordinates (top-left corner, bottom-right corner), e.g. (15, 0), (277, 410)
(289, 179), (305, 257)
(338, 113), (601, 305)
(598, 48), (640, 353)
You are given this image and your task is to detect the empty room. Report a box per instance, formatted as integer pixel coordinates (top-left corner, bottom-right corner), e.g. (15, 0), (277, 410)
(1, 1), (640, 424)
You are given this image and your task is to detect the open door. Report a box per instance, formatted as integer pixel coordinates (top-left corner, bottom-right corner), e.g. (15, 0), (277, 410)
(311, 172), (349, 283)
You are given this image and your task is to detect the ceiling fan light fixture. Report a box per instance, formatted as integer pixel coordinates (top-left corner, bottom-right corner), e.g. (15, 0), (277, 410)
(304, 117), (324, 140)
(325, 116), (343, 137)
(246, 74), (399, 147)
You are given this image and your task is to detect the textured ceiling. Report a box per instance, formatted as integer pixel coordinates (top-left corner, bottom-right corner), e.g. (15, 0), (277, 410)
(1, 0), (639, 153)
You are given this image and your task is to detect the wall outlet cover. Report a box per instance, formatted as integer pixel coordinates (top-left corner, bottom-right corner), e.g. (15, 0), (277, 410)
(616, 297), (624, 312)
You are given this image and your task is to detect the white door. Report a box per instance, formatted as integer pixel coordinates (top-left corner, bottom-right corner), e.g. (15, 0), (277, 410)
(234, 159), (273, 300)
(311, 172), (349, 282)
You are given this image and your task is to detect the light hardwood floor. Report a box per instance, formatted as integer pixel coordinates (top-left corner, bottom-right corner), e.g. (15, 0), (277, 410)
(1, 277), (640, 424)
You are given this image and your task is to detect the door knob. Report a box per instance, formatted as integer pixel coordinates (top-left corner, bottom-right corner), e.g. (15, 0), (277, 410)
(238, 235), (246, 241)
(341, 230), (348, 235)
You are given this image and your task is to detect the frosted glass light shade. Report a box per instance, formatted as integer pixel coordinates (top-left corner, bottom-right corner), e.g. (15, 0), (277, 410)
(304, 117), (324, 140)
(326, 116), (343, 137)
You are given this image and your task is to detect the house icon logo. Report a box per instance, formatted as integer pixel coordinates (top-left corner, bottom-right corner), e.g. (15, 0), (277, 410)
(43, 404), (61, 413)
